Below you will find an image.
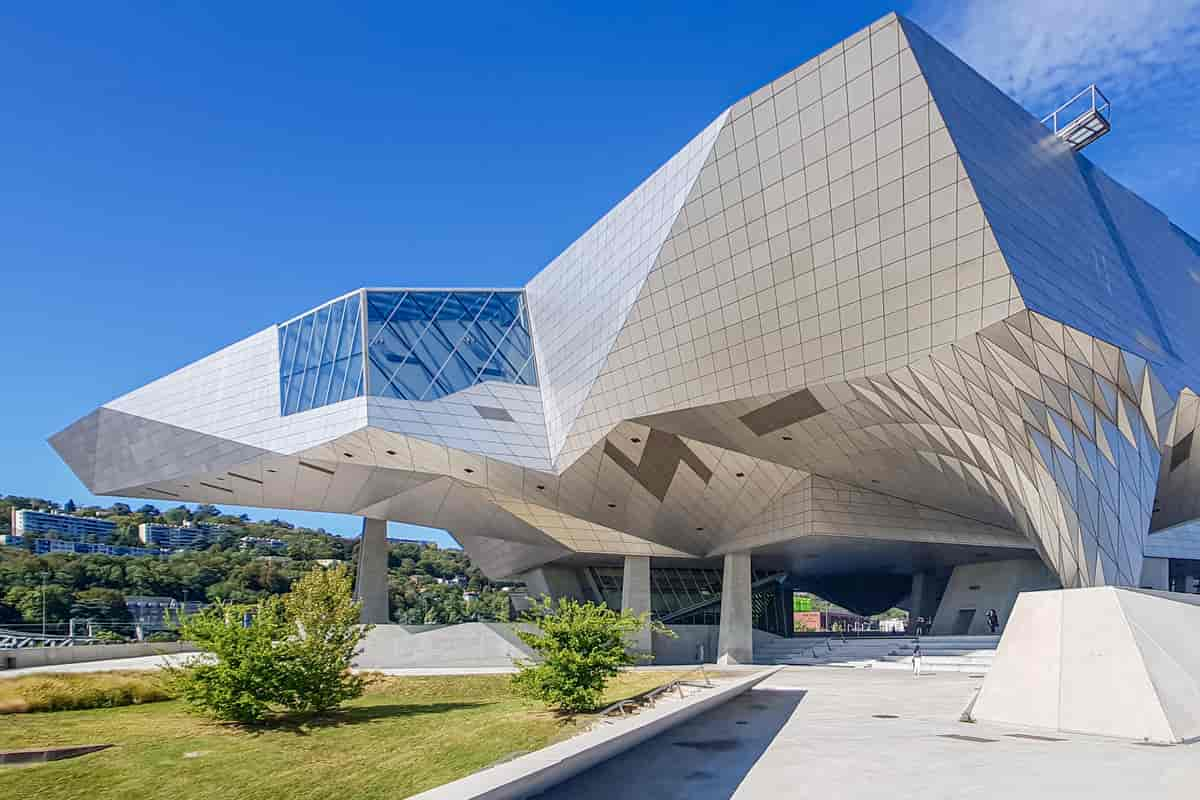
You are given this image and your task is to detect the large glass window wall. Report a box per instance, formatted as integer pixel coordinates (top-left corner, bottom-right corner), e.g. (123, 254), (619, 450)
(278, 293), (365, 416)
(278, 289), (536, 415)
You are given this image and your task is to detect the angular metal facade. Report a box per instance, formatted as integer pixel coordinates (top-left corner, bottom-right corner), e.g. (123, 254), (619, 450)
(50, 13), (1200, 591)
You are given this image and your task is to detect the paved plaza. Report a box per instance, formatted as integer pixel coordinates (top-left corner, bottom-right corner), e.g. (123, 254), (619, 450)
(536, 667), (1199, 800)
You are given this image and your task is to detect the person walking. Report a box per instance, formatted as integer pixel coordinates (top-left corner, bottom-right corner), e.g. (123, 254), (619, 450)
(912, 640), (923, 677)
(986, 608), (999, 634)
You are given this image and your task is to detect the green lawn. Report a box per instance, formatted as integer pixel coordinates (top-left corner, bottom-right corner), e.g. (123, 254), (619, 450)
(0, 671), (689, 799)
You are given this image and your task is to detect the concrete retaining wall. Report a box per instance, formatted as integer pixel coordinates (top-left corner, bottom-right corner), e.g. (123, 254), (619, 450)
(0, 641), (197, 670)
(652, 625), (782, 665)
(931, 558), (1058, 635)
(355, 623), (782, 670)
(353, 623), (538, 669)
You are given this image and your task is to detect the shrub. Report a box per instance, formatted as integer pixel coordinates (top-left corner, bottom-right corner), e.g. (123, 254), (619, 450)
(93, 630), (128, 643)
(167, 565), (370, 723)
(511, 597), (672, 713)
(0, 672), (173, 714)
(274, 564), (369, 714)
(166, 598), (291, 723)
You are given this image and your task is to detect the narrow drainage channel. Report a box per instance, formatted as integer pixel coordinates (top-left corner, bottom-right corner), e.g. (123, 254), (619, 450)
(0, 744), (113, 765)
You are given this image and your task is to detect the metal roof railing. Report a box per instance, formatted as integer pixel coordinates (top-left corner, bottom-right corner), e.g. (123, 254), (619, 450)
(1042, 84), (1111, 151)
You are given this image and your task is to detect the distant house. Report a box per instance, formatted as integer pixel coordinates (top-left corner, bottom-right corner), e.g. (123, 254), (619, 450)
(237, 536), (287, 553)
(12, 508), (116, 542)
(32, 539), (164, 558)
(138, 520), (226, 551)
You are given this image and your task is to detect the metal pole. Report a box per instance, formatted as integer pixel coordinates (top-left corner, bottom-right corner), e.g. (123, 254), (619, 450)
(39, 571), (49, 638)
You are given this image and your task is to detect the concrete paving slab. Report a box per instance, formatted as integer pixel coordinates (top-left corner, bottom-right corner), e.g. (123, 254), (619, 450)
(534, 667), (1200, 799)
(412, 668), (779, 800)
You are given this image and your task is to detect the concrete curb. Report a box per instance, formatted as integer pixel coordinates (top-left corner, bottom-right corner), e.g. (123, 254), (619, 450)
(410, 667), (781, 800)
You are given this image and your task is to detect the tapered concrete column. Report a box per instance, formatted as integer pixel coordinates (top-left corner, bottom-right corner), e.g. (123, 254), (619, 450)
(621, 555), (652, 654)
(717, 552), (753, 665)
(354, 518), (390, 624)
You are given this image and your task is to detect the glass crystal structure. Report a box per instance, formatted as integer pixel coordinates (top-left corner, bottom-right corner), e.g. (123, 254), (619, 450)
(278, 293), (364, 416)
(364, 290), (536, 403)
(278, 290), (536, 415)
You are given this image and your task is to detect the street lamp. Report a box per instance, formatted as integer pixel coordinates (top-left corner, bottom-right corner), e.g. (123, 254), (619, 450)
(38, 571), (50, 638)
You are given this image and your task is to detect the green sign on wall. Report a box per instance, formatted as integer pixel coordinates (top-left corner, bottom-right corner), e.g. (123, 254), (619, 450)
(793, 594), (813, 612)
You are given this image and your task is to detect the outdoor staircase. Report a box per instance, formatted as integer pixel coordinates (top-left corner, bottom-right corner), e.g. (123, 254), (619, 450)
(753, 635), (1001, 674)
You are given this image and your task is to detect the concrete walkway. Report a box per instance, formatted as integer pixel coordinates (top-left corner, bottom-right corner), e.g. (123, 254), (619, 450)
(0, 655), (729, 679)
(0, 653), (201, 677)
(533, 667), (1200, 799)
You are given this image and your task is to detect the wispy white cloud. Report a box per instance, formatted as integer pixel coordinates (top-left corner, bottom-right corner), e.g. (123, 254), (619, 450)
(909, 0), (1200, 208)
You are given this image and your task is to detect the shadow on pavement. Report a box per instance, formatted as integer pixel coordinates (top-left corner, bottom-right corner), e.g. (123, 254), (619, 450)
(533, 688), (806, 800)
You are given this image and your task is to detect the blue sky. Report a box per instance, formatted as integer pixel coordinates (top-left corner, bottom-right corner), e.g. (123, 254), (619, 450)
(3, 2), (1198, 546)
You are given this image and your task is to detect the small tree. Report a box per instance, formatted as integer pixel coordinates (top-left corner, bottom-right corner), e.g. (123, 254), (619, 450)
(511, 597), (672, 713)
(169, 597), (292, 723)
(276, 564), (368, 714)
(169, 565), (369, 724)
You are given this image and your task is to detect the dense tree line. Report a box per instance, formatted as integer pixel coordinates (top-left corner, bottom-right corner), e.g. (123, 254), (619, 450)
(0, 496), (515, 631)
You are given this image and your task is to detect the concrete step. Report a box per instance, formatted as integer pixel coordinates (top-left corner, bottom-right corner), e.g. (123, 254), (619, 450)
(753, 635), (1000, 673)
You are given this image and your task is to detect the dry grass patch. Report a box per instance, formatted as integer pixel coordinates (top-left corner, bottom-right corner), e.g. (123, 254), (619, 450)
(0, 671), (173, 714)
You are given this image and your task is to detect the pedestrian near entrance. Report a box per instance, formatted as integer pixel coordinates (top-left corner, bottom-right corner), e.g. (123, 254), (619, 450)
(912, 640), (923, 677)
(986, 608), (999, 634)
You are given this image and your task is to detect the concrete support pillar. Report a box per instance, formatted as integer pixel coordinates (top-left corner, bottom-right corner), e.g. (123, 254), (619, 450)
(910, 571), (932, 629)
(621, 555), (652, 654)
(717, 552), (753, 665)
(354, 518), (390, 624)
(1140, 557), (1169, 590)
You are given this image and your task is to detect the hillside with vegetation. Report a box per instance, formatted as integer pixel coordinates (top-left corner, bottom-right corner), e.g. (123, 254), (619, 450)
(0, 495), (514, 632)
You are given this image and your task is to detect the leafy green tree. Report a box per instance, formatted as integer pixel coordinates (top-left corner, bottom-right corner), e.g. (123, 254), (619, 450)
(164, 505), (190, 524)
(275, 565), (369, 714)
(168, 598), (292, 723)
(0, 600), (22, 625)
(69, 587), (132, 625)
(511, 597), (672, 713)
(5, 584), (72, 624)
(169, 565), (369, 723)
(193, 504), (222, 520)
